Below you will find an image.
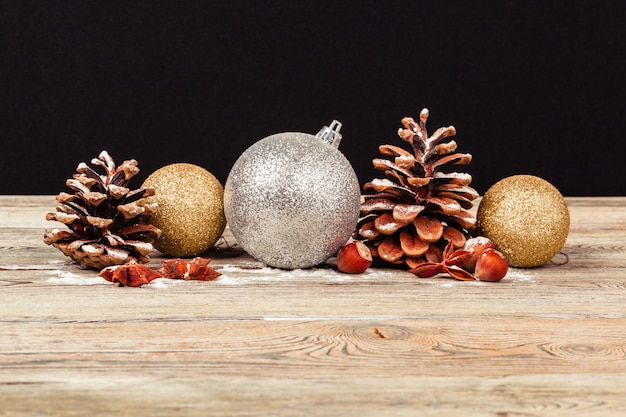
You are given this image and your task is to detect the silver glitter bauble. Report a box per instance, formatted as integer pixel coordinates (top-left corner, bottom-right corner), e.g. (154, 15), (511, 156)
(224, 121), (361, 269)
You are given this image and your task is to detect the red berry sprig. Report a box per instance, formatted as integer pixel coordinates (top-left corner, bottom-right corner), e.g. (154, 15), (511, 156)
(409, 237), (508, 281)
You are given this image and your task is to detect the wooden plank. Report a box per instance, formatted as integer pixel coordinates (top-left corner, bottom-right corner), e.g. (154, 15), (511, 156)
(1, 269), (626, 321)
(1, 196), (626, 416)
(1, 371), (625, 417)
(1, 319), (625, 377)
(2, 318), (626, 416)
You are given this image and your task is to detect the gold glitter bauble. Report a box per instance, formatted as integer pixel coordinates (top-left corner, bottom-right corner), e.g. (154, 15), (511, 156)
(141, 163), (226, 257)
(476, 175), (570, 268)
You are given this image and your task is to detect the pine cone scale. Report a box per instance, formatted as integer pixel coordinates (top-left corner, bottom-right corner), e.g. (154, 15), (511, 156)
(399, 230), (429, 257)
(374, 213), (406, 235)
(361, 198), (397, 213)
(378, 236), (405, 263)
(392, 204), (424, 223)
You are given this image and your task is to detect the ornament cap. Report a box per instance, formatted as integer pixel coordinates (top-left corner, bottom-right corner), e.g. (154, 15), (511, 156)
(316, 120), (343, 148)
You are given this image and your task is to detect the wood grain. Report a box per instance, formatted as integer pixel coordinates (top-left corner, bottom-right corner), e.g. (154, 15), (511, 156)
(1, 195), (626, 416)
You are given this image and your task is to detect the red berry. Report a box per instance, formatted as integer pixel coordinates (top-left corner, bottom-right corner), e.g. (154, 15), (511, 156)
(474, 248), (508, 281)
(337, 241), (372, 274)
(462, 237), (495, 272)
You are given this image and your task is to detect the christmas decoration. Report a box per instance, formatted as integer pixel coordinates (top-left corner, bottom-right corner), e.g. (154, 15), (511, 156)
(355, 108), (479, 269)
(99, 257), (220, 287)
(159, 257), (222, 280)
(409, 236), (508, 282)
(473, 248), (509, 281)
(336, 241), (373, 274)
(476, 175), (570, 268)
(141, 163), (226, 257)
(224, 121), (361, 269)
(44, 151), (161, 269)
(461, 236), (495, 271)
(99, 260), (162, 287)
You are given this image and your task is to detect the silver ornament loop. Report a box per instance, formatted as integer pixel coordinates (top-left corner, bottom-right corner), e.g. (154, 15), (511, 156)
(316, 120), (343, 148)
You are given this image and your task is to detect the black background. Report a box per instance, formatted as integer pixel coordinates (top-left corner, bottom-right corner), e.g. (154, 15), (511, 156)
(2, 1), (625, 196)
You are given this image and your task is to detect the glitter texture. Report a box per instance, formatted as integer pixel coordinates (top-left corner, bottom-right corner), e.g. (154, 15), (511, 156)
(476, 175), (570, 268)
(141, 163), (226, 257)
(224, 132), (361, 269)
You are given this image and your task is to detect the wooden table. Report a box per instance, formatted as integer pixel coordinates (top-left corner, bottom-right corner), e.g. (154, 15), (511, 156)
(1, 196), (625, 416)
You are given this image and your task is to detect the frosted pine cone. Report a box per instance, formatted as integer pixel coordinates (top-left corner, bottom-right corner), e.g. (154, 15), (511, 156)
(44, 151), (161, 269)
(355, 109), (479, 268)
